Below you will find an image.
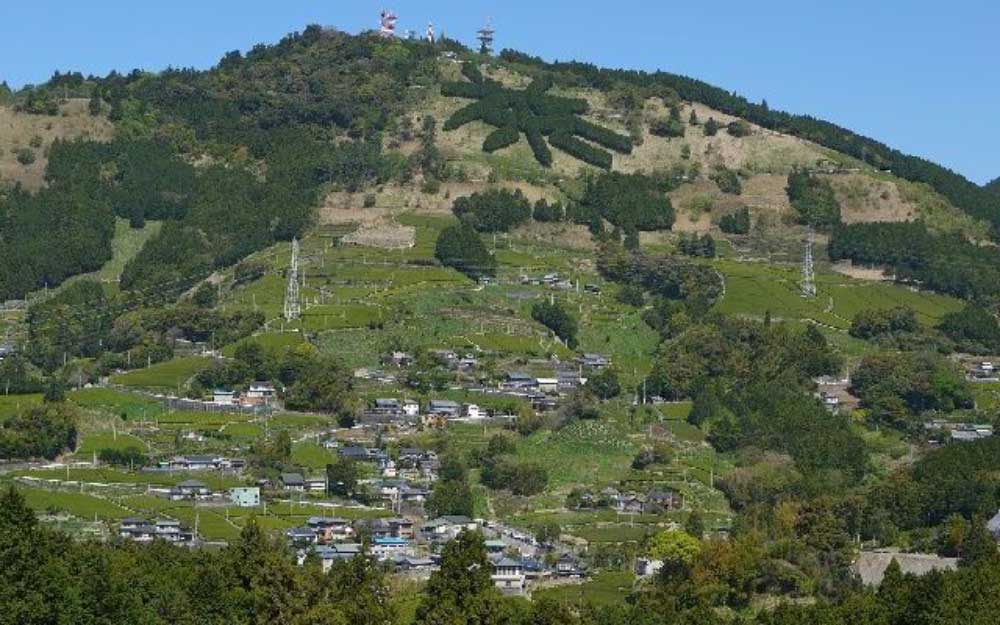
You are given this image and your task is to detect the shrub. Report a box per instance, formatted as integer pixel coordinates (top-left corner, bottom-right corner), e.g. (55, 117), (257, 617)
(650, 117), (685, 138)
(727, 120), (752, 137)
(711, 167), (742, 195)
(452, 188), (531, 233)
(435, 222), (496, 279)
(531, 300), (578, 348)
(703, 118), (721, 137)
(719, 207), (751, 234)
(678, 234), (716, 258)
(363, 193), (376, 208)
(787, 168), (841, 228)
(15, 148), (36, 165)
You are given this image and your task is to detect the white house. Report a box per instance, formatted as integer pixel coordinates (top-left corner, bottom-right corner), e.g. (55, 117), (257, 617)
(491, 557), (526, 592)
(465, 404), (482, 420)
(536, 378), (559, 394)
(213, 389), (236, 405)
(403, 400), (420, 418)
(229, 487), (261, 508)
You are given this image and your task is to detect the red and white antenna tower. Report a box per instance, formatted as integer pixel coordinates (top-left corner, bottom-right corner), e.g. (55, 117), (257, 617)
(477, 20), (495, 54)
(379, 9), (398, 38)
(426, 22), (435, 43)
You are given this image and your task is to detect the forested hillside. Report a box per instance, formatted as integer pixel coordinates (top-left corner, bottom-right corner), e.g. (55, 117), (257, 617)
(2, 22), (1000, 625)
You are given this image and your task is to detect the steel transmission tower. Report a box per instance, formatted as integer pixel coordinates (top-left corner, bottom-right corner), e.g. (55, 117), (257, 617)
(801, 227), (817, 298)
(284, 238), (302, 322)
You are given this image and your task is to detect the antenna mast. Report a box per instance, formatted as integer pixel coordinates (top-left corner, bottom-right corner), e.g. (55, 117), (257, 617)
(379, 9), (398, 38)
(426, 22), (435, 43)
(801, 227), (817, 299)
(284, 238), (302, 322)
(477, 20), (495, 55)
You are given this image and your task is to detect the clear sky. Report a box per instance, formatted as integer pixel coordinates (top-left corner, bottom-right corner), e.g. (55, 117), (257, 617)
(1, 1), (997, 183)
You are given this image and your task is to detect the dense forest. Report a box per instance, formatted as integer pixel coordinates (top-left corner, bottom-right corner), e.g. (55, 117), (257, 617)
(828, 221), (1000, 304)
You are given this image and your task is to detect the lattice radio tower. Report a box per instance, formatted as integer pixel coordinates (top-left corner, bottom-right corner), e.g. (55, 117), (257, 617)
(477, 21), (495, 55)
(426, 22), (435, 43)
(801, 227), (817, 298)
(284, 238), (302, 321)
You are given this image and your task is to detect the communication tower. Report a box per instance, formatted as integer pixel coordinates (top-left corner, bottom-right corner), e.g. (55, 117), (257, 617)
(477, 21), (495, 55)
(284, 238), (302, 321)
(801, 227), (817, 298)
(379, 9), (398, 38)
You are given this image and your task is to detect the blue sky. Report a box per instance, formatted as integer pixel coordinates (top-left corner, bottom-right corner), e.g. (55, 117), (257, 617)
(2, 1), (997, 183)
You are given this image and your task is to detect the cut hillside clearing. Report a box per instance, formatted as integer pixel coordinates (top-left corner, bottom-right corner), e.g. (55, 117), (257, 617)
(0, 99), (113, 190)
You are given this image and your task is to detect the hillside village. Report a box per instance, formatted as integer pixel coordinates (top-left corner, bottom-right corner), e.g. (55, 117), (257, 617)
(3, 14), (1000, 624)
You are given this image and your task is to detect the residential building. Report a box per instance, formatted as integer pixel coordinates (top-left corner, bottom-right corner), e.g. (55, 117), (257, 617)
(502, 373), (538, 391)
(213, 389), (236, 405)
(305, 477), (327, 493)
(555, 553), (587, 578)
(427, 400), (460, 419)
(229, 487), (261, 508)
(246, 382), (276, 405)
(491, 557), (526, 592)
(577, 353), (611, 369)
(286, 526), (318, 546)
(170, 479), (210, 501)
(403, 400), (420, 418)
(465, 404), (482, 419)
(280, 473), (306, 491)
(371, 537), (411, 560)
(536, 377), (559, 394)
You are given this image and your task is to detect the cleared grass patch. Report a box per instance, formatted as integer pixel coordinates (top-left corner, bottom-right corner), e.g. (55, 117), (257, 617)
(17, 486), (130, 521)
(111, 357), (213, 391)
(69, 388), (165, 420)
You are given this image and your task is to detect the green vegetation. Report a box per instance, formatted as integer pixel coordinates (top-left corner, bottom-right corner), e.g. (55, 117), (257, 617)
(442, 65), (631, 169)
(829, 220), (1000, 303)
(452, 188), (531, 232)
(110, 356), (212, 390)
(434, 222), (496, 279)
(0, 402), (78, 459)
(787, 168), (841, 228)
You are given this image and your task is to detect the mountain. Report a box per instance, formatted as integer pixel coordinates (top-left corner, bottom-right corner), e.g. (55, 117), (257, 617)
(0, 25), (994, 303)
(986, 176), (1000, 195)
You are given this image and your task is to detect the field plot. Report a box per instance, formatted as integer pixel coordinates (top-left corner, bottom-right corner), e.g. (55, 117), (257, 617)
(18, 487), (131, 521)
(0, 393), (43, 422)
(712, 259), (963, 329)
(110, 357), (214, 391)
(69, 388), (166, 420)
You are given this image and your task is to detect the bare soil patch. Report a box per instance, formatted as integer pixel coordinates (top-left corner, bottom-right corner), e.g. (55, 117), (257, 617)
(0, 99), (113, 190)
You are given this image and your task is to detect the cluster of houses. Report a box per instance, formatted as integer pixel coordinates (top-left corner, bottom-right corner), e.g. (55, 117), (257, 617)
(924, 420), (995, 443)
(968, 361), (999, 383)
(211, 382), (277, 407)
(156, 455), (245, 472)
(518, 273), (601, 295)
(118, 517), (194, 544)
(572, 486), (685, 515)
(359, 352), (612, 426)
(287, 513), (586, 594)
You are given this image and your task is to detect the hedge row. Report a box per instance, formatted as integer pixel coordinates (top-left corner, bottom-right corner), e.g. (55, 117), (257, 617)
(441, 81), (484, 99)
(461, 63), (484, 85)
(549, 131), (613, 170)
(483, 127), (520, 152)
(443, 102), (484, 131)
(526, 131), (553, 167)
(573, 118), (633, 154)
